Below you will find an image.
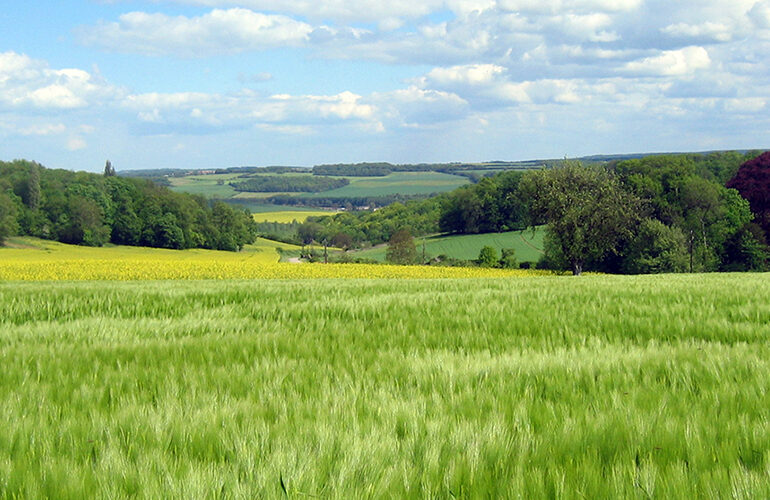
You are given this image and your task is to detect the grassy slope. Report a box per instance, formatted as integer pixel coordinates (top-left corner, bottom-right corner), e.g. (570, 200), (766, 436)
(1, 274), (770, 498)
(306, 171), (469, 198)
(353, 227), (545, 263)
(168, 176), (239, 198)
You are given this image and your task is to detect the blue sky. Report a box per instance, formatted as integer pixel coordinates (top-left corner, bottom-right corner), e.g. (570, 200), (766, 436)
(1, 0), (770, 172)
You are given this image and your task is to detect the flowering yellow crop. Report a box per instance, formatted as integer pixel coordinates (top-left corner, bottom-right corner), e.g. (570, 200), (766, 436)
(252, 210), (337, 223)
(0, 237), (547, 281)
(0, 260), (544, 280)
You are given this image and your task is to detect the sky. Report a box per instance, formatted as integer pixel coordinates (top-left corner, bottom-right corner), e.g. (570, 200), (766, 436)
(1, 0), (770, 172)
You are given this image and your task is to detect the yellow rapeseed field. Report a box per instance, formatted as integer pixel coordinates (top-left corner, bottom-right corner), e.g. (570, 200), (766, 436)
(0, 237), (545, 281)
(252, 210), (337, 223)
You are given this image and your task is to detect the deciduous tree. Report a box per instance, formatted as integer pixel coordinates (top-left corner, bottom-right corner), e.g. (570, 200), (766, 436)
(519, 161), (642, 275)
(500, 248), (517, 269)
(103, 160), (116, 177)
(478, 245), (499, 267)
(621, 218), (688, 274)
(0, 192), (19, 245)
(726, 151), (770, 237)
(386, 229), (417, 265)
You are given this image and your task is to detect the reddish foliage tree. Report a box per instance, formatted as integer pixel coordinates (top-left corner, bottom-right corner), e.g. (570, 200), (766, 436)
(726, 151), (770, 236)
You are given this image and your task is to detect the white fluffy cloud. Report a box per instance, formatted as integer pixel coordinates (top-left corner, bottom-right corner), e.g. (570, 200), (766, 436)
(165, 0), (643, 21)
(424, 64), (506, 86)
(661, 22), (733, 42)
(497, 0), (642, 14)
(117, 88), (383, 135)
(0, 52), (117, 109)
(74, 0), (770, 87)
(158, 0), (481, 23)
(418, 64), (530, 105)
(78, 9), (313, 56)
(264, 91), (376, 122)
(372, 87), (469, 127)
(622, 46), (711, 76)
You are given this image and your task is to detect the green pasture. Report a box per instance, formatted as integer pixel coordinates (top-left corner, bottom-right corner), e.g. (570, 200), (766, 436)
(352, 227), (545, 263)
(168, 176), (238, 198)
(2, 274), (770, 498)
(305, 171), (470, 198)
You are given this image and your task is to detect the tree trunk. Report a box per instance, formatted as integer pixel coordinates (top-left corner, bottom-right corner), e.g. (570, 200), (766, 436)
(688, 230), (694, 273)
(572, 260), (583, 276)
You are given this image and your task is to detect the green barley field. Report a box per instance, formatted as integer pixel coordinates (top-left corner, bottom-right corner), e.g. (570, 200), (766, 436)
(168, 171), (470, 201)
(2, 274), (770, 498)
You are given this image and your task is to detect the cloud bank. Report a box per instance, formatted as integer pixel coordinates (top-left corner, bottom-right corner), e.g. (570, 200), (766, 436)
(3, 0), (770, 170)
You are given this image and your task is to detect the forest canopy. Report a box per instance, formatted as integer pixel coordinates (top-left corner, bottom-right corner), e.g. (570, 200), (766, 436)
(0, 160), (257, 251)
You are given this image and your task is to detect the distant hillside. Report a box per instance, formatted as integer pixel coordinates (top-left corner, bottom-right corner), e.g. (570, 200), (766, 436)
(119, 150), (768, 178)
(117, 149), (767, 212)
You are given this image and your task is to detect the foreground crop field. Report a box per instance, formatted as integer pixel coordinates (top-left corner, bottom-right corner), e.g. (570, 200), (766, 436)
(1, 274), (769, 498)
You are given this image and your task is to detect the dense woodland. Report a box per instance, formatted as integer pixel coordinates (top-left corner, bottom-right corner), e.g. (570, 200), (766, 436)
(0, 160), (257, 251)
(294, 151), (769, 273)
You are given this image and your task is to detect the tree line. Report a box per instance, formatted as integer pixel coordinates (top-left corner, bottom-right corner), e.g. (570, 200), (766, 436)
(0, 160), (258, 251)
(309, 161), (543, 182)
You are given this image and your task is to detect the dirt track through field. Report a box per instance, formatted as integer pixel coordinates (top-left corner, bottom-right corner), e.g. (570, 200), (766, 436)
(519, 232), (544, 253)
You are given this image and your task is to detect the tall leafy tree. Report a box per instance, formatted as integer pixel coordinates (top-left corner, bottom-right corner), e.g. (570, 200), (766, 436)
(679, 176), (723, 272)
(209, 202), (257, 251)
(26, 162), (41, 210)
(0, 192), (19, 245)
(438, 171), (525, 234)
(720, 222), (768, 271)
(726, 151), (770, 237)
(58, 196), (110, 246)
(386, 229), (417, 265)
(621, 218), (688, 274)
(519, 161), (642, 275)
